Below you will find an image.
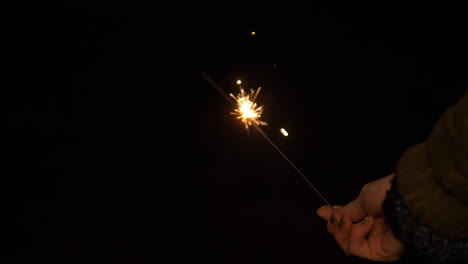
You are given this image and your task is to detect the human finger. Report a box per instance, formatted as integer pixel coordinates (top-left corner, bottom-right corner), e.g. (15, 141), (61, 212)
(339, 198), (367, 222)
(333, 214), (353, 255)
(348, 216), (375, 257)
(326, 208), (343, 234)
(317, 205), (340, 234)
(316, 205), (333, 220)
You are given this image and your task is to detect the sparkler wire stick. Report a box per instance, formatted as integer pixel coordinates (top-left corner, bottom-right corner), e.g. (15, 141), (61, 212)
(252, 123), (331, 206)
(201, 72), (236, 105)
(201, 72), (331, 205)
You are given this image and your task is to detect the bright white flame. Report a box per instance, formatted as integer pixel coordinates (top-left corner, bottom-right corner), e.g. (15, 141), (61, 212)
(230, 87), (267, 129)
(236, 80), (242, 85)
(280, 128), (288, 137)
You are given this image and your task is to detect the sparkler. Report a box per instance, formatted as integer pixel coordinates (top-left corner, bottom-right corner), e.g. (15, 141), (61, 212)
(201, 72), (330, 206)
(229, 87), (267, 130)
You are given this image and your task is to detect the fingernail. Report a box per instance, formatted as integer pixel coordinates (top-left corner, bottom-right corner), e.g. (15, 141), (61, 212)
(332, 205), (342, 209)
(338, 217), (345, 230)
(361, 216), (373, 224)
(330, 213), (336, 224)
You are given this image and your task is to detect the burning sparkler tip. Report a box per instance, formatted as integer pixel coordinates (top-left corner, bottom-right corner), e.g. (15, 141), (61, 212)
(231, 86), (267, 129)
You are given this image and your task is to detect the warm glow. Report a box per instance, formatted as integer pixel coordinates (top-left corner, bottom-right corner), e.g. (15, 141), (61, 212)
(280, 128), (288, 137)
(230, 87), (267, 129)
(236, 80), (242, 85)
(251, 31), (256, 36)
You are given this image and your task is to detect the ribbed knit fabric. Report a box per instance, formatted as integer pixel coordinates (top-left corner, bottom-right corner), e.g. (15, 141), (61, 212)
(380, 176), (468, 263)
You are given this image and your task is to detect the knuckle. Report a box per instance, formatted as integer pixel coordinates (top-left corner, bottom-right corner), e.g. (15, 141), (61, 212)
(362, 183), (370, 192)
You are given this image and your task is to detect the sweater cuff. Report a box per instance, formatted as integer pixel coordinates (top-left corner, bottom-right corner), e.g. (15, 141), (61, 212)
(381, 175), (468, 263)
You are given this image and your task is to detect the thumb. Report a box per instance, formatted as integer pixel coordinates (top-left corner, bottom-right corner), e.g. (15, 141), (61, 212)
(340, 198), (367, 222)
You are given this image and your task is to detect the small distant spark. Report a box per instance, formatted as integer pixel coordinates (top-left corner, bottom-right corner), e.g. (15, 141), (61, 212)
(230, 87), (267, 129)
(280, 128), (288, 136)
(251, 31), (256, 36)
(236, 80), (242, 85)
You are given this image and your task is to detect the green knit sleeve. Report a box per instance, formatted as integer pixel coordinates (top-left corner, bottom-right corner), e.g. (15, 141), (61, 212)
(396, 91), (468, 239)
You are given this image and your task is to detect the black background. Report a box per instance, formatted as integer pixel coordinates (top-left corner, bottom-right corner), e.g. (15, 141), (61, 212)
(5, 3), (468, 264)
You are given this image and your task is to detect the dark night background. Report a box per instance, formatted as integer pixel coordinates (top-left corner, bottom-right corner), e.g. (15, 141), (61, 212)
(5, 3), (468, 264)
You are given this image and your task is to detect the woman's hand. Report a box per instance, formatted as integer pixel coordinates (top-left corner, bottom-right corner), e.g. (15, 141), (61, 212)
(316, 174), (405, 262)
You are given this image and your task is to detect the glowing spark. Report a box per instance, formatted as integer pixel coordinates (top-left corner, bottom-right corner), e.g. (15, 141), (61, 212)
(280, 128), (288, 136)
(236, 80), (242, 85)
(230, 87), (267, 129)
(251, 31), (256, 36)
